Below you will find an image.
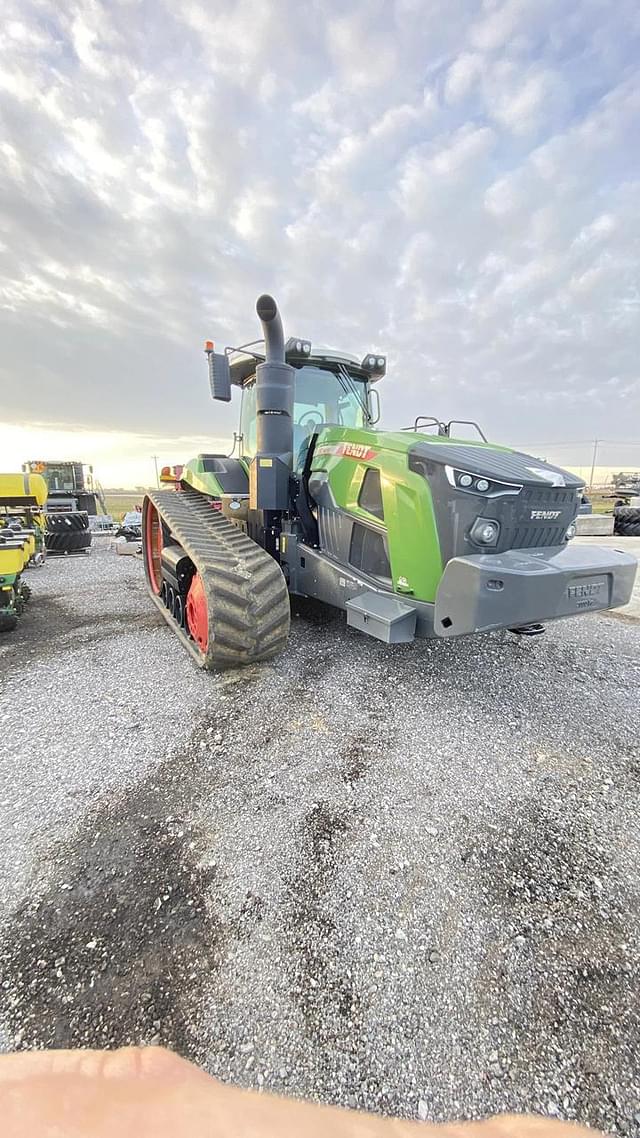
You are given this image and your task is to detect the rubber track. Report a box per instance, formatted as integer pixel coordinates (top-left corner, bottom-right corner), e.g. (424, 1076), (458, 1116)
(144, 488), (290, 670)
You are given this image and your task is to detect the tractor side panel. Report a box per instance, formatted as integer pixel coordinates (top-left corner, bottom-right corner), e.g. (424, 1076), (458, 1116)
(309, 428), (443, 603)
(181, 455), (249, 499)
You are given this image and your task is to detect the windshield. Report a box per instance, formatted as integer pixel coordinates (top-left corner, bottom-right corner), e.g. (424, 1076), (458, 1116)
(41, 464), (77, 492)
(240, 364), (370, 468)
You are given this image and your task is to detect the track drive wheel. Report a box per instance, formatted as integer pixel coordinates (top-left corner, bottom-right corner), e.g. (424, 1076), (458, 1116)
(186, 573), (208, 652)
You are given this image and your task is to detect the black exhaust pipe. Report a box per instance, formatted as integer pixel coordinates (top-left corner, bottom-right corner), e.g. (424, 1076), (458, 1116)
(252, 294), (295, 512)
(256, 293), (285, 362)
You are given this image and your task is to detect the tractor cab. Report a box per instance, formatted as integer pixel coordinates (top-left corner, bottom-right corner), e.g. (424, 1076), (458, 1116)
(233, 348), (381, 471)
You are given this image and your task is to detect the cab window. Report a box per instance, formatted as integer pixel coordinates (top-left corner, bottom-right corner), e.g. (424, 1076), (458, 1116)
(239, 382), (257, 458)
(240, 364), (370, 470)
(293, 366), (369, 470)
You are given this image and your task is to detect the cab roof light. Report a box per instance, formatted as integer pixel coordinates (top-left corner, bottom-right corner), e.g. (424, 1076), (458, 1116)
(285, 337), (312, 359)
(361, 353), (386, 377)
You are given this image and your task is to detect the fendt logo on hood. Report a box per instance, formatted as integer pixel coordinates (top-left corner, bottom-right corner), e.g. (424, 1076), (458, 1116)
(531, 509), (562, 520)
(315, 443), (378, 461)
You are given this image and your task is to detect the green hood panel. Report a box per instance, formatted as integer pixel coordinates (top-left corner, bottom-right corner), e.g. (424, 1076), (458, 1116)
(310, 427), (445, 603)
(314, 425), (512, 457)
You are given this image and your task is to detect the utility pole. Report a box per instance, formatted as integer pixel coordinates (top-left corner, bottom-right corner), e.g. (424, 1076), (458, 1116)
(588, 439), (599, 492)
(152, 455), (160, 489)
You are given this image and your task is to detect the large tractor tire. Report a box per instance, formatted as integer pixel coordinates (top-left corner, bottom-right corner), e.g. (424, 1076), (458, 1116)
(45, 510), (92, 553)
(45, 530), (92, 554)
(45, 511), (90, 532)
(614, 507), (640, 537)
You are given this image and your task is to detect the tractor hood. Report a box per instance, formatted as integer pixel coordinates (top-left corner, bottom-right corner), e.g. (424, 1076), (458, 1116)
(333, 427), (585, 491)
(312, 425), (584, 493)
(406, 437), (584, 490)
(311, 424), (586, 561)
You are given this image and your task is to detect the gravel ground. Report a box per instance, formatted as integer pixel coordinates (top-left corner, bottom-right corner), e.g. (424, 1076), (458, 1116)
(1, 538), (639, 1134)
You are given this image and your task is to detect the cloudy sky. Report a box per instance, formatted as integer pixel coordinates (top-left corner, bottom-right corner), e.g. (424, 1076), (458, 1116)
(1, 0), (639, 485)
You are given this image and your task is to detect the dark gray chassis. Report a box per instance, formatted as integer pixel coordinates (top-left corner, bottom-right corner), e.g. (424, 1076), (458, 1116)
(283, 537), (637, 641)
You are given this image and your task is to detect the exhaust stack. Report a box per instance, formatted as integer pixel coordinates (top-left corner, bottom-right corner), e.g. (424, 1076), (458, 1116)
(251, 294), (295, 512)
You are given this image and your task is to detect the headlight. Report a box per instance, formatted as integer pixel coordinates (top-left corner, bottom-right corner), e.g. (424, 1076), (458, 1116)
(444, 466), (522, 497)
(565, 522), (577, 541)
(469, 517), (500, 546)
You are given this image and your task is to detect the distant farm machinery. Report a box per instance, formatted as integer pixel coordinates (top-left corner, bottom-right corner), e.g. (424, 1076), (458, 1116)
(22, 459), (106, 554)
(0, 473), (48, 632)
(609, 473), (640, 537)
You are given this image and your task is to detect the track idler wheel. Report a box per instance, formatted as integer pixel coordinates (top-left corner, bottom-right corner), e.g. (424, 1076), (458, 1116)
(186, 572), (208, 653)
(144, 499), (164, 594)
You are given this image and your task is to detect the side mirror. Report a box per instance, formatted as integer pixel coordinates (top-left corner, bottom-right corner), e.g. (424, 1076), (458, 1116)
(204, 342), (231, 402)
(369, 387), (381, 425)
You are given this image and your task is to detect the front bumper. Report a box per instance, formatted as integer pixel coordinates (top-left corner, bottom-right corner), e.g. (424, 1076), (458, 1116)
(434, 543), (637, 637)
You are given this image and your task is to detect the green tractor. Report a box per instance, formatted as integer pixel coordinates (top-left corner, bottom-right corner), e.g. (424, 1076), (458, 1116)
(143, 295), (637, 669)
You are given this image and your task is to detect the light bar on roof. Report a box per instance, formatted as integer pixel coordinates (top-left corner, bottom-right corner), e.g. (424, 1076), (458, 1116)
(360, 353), (386, 378)
(285, 337), (312, 360)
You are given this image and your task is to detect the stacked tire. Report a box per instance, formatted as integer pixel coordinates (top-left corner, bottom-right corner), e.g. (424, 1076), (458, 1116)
(45, 511), (92, 554)
(614, 507), (640, 537)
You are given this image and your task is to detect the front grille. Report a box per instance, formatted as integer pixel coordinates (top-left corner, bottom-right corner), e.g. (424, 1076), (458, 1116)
(407, 448), (583, 563)
(520, 487), (577, 507)
(500, 486), (578, 551)
(503, 522), (568, 549)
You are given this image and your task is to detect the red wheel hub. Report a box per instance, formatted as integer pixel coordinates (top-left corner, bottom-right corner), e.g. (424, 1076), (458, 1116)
(186, 572), (209, 653)
(144, 500), (163, 595)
